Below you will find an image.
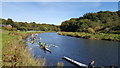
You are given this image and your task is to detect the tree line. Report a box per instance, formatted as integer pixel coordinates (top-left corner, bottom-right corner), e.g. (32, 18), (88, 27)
(1, 11), (120, 33)
(1, 18), (60, 31)
(60, 11), (120, 34)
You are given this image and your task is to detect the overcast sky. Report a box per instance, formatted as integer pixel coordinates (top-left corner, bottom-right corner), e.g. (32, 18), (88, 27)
(1, 2), (118, 25)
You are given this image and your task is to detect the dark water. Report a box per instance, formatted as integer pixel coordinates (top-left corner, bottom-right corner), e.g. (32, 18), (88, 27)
(26, 32), (119, 66)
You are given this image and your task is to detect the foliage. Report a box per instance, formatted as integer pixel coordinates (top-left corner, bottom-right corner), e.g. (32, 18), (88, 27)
(60, 11), (120, 34)
(1, 18), (60, 31)
(87, 28), (95, 33)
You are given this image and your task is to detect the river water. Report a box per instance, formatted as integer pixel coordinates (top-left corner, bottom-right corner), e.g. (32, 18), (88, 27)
(26, 32), (119, 67)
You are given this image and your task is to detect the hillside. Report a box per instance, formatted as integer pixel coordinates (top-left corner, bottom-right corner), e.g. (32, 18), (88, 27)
(60, 11), (120, 34)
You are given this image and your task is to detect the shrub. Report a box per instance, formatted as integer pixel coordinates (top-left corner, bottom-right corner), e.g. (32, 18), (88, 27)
(87, 28), (95, 33)
(12, 28), (17, 31)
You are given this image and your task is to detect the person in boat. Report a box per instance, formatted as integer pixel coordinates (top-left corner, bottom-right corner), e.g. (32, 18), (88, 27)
(35, 33), (38, 36)
(39, 42), (51, 53)
(88, 60), (95, 68)
(30, 37), (36, 44)
(30, 34), (37, 44)
(33, 36), (36, 40)
(39, 42), (44, 47)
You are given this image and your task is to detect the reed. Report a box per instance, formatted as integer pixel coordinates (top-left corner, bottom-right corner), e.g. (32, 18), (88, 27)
(57, 32), (120, 42)
(2, 31), (45, 66)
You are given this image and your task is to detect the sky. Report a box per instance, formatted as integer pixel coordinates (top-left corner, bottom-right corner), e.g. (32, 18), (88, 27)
(1, 2), (118, 25)
(1, 0), (120, 2)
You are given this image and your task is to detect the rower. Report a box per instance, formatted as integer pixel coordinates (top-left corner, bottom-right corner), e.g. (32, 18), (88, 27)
(39, 42), (51, 53)
(88, 60), (95, 68)
(43, 44), (51, 53)
(39, 42), (44, 47)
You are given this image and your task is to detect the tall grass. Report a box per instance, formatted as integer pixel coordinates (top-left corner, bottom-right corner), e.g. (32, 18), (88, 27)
(2, 30), (45, 66)
(57, 62), (64, 68)
(0, 30), (2, 67)
(57, 32), (120, 42)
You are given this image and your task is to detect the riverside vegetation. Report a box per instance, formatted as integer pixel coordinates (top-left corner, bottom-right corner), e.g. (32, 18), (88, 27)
(57, 32), (120, 41)
(59, 11), (120, 41)
(0, 30), (2, 67)
(2, 30), (46, 66)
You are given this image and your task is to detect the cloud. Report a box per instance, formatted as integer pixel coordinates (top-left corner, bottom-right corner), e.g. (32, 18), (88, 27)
(2, 0), (119, 2)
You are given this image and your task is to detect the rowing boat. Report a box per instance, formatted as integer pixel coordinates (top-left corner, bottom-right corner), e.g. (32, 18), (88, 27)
(63, 56), (88, 67)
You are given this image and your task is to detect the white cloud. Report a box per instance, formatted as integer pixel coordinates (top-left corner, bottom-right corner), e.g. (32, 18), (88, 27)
(2, 0), (119, 2)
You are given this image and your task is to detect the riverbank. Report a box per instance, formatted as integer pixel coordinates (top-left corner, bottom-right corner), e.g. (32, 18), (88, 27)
(0, 31), (2, 67)
(57, 32), (120, 42)
(2, 30), (45, 66)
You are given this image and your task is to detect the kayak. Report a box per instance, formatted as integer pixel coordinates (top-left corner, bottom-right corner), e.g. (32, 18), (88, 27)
(46, 48), (52, 53)
(63, 56), (88, 67)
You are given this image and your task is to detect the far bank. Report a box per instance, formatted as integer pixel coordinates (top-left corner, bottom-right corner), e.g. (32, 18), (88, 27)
(57, 32), (120, 42)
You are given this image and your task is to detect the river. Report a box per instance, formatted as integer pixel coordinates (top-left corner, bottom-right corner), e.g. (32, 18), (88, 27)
(26, 32), (119, 67)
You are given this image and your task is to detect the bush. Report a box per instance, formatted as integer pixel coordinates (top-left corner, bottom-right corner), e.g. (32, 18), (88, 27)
(87, 28), (95, 33)
(12, 28), (17, 31)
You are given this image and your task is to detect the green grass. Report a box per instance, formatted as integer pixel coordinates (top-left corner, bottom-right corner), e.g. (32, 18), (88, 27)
(2, 30), (45, 66)
(57, 32), (120, 42)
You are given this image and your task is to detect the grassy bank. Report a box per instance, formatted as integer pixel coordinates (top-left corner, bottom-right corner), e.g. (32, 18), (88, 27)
(2, 30), (46, 66)
(57, 32), (120, 42)
(0, 30), (2, 67)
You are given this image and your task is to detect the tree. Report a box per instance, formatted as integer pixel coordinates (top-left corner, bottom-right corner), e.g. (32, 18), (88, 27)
(60, 11), (119, 34)
(6, 18), (14, 25)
